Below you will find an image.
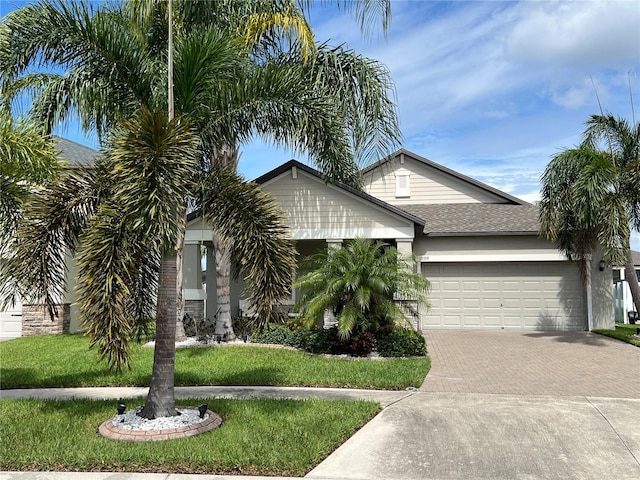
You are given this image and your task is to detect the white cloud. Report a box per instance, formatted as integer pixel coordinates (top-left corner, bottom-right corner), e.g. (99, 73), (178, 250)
(547, 81), (594, 109)
(505, 1), (640, 70)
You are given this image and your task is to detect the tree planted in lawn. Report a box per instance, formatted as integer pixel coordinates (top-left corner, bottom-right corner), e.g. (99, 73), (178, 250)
(1, 0), (400, 418)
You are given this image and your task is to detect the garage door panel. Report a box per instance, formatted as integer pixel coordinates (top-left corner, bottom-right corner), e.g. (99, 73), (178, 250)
(462, 280), (480, 291)
(421, 262), (584, 330)
(443, 315), (462, 326)
(463, 298), (481, 308)
(482, 315), (501, 327)
(463, 315), (482, 326)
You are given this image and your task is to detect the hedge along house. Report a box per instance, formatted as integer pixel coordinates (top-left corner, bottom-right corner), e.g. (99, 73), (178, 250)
(186, 149), (614, 332)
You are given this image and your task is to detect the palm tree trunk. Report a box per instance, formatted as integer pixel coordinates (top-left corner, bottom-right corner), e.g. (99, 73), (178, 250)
(625, 249), (640, 314)
(208, 144), (240, 340)
(174, 218), (187, 342)
(140, 250), (178, 419)
(213, 234), (235, 339)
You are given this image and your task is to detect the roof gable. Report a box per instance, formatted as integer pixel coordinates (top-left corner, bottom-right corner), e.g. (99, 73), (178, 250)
(255, 160), (424, 240)
(362, 149), (529, 206)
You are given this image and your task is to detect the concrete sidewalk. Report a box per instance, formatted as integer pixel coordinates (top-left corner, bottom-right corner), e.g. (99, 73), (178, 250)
(0, 385), (412, 407)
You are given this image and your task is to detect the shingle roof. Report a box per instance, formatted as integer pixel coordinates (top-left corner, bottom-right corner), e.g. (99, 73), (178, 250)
(632, 251), (640, 266)
(53, 136), (97, 167)
(399, 203), (540, 236)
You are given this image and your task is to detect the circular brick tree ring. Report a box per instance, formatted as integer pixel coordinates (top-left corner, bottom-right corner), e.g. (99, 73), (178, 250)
(98, 406), (222, 442)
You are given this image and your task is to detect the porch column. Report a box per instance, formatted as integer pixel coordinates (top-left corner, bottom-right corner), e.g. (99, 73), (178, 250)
(326, 239), (343, 249)
(205, 244), (217, 321)
(323, 239), (343, 327)
(182, 242), (205, 321)
(396, 239), (415, 269)
(395, 238), (419, 330)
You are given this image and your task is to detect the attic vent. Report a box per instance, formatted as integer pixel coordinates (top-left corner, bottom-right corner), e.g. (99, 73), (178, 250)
(395, 170), (410, 198)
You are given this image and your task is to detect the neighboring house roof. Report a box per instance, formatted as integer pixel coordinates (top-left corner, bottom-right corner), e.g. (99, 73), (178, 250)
(400, 203), (540, 236)
(54, 136), (97, 167)
(254, 159), (426, 227)
(363, 149), (529, 206)
(631, 250), (640, 266)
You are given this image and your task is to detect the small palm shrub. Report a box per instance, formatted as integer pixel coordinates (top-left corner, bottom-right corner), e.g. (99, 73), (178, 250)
(294, 238), (430, 339)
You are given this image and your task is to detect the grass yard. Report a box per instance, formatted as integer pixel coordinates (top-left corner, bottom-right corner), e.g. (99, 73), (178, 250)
(0, 397), (379, 476)
(593, 322), (640, 347)
(0, 334), (430, 390)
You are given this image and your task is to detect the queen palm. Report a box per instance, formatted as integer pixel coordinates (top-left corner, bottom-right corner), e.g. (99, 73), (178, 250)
(540, 114), (640, 323)
(1, 0), (400, 418)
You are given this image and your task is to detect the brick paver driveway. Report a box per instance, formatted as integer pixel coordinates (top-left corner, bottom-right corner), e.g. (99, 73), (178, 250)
(421, 330), (640, 398)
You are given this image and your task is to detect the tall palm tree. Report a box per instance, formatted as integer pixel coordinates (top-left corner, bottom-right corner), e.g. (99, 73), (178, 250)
(540, 114), (640, 324)
(1, 0), (400, 418)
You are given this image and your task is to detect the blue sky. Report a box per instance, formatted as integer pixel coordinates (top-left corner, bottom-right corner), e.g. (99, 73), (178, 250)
(3, 0), (640, 248)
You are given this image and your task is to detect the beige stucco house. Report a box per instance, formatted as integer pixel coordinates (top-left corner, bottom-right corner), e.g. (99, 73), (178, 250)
(186, 149), (614, 333)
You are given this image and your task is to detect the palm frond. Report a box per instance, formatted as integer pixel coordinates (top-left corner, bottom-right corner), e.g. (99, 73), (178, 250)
(6, 163), (109, 318)
(108, 107), (200, 249)
(76, 202), (141, 371)
(196, 165), (297, 328)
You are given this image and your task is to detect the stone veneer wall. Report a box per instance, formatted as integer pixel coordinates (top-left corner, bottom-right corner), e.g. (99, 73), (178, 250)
(184, 300), (205, 320)
(22, 304), (71, 336)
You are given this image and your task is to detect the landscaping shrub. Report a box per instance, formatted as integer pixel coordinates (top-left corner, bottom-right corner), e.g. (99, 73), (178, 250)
(251, 323), (332, 354)
(183, 315), (214, 341)
(328, 330), (377, 357)
(250, 324), (291, 345)
(251, 321), (426, 358)
(375, 327), (427, 357)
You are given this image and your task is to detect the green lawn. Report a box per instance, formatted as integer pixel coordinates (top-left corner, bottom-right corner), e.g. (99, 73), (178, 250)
(0, 334), (430, 389)
(593, 322), (640, 347)
(0, 397), (379, 476)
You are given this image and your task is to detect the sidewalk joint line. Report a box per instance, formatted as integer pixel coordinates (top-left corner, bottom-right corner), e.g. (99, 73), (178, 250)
(587, 397), (640, 467)
(382, 390), (416, 409)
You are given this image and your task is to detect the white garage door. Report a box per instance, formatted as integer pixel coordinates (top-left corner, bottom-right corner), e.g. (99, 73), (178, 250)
(421, 262), (585, 330)
(0, 301), (22, 340)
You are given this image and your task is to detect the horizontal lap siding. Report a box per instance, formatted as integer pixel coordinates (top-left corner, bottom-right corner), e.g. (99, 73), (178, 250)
(363, 159), (507, 205)
(421, 262), (585, 331)
(263, 172), (411, 231)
